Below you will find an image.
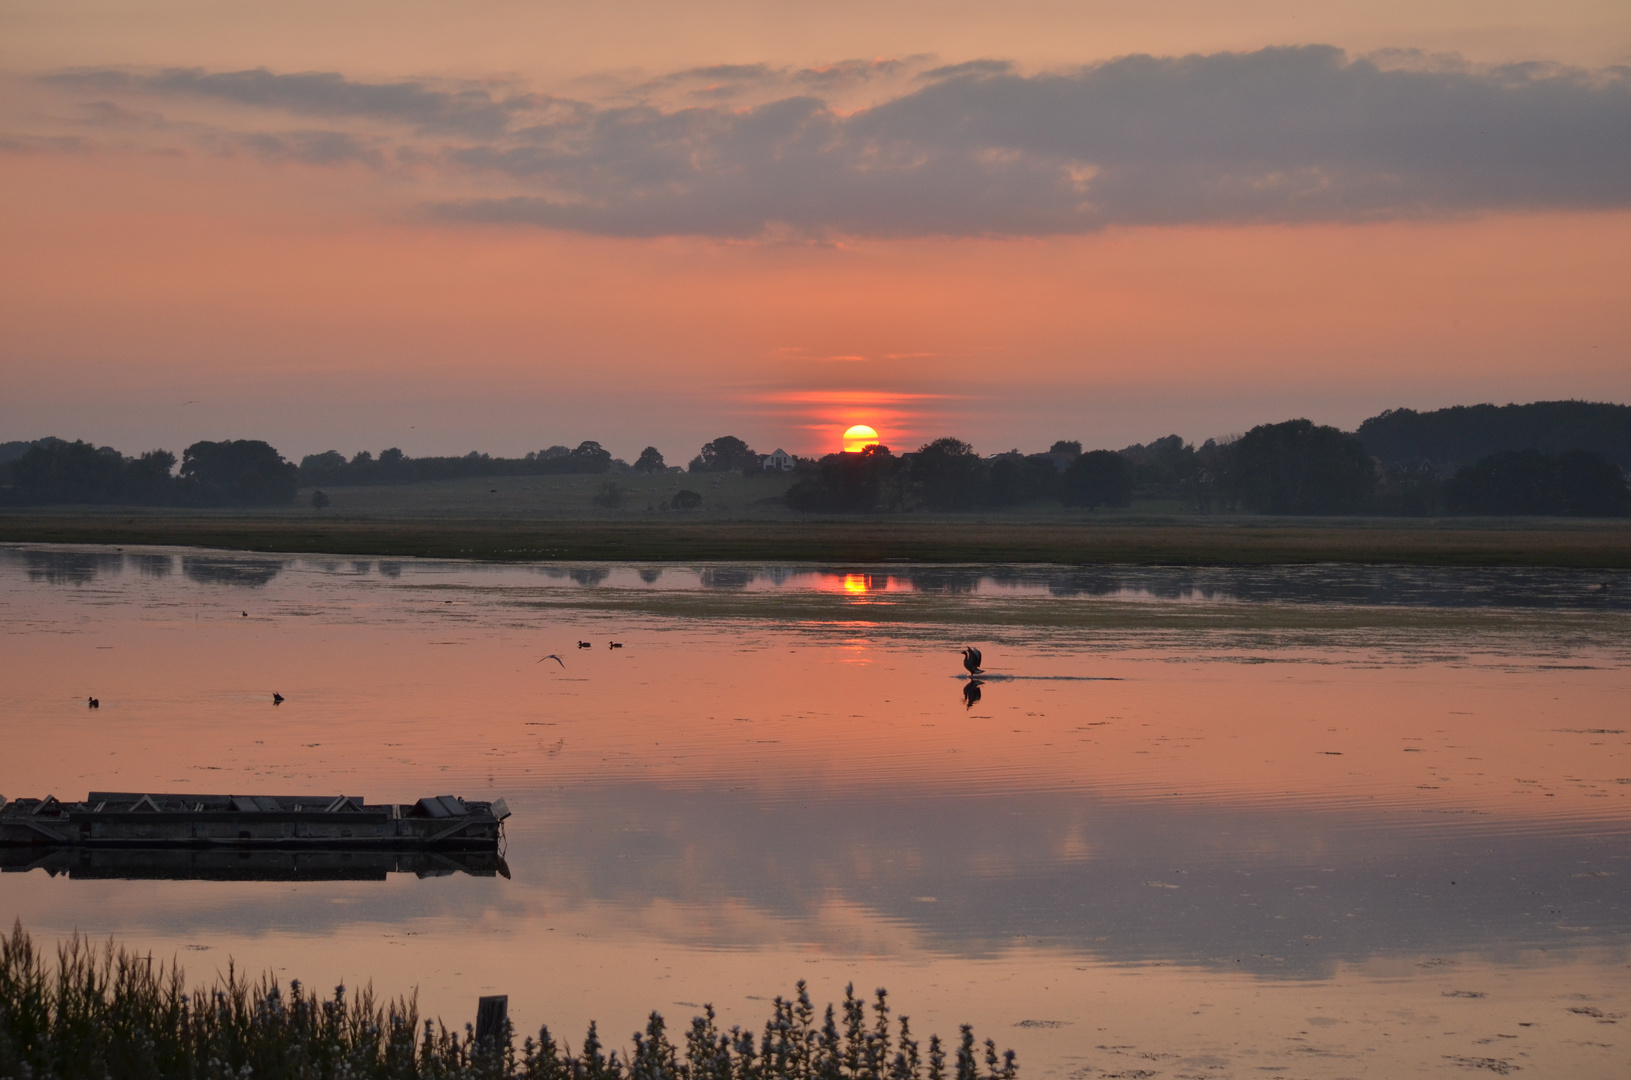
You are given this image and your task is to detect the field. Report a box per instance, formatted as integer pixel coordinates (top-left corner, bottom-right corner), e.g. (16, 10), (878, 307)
(2, 472), (1629, 566)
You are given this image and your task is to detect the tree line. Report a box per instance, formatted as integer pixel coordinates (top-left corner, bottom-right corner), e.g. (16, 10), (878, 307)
(3, 399), (1626, 515)
(781, 421), (1628, 516)
(0, 438), (297, 507)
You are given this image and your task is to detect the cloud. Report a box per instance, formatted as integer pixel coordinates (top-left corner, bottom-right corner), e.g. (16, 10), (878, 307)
(35, 46), (1631, 238)
(46, 66), (526, 136)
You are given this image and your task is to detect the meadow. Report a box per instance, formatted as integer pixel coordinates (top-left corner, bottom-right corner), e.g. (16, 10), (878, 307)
(0, 470), (1628, 566)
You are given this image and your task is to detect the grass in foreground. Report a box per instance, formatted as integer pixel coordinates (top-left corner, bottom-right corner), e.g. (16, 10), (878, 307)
(0, 923), (1014, 1080)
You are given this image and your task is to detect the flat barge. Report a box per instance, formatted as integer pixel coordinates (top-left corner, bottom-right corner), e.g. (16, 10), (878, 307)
(0, 792), (509, 852)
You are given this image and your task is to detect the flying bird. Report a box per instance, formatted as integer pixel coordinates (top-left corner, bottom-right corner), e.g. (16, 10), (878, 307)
(272, 692), (284, 705)
(537, 654), (565, 667)
(962, 646), (983, 676)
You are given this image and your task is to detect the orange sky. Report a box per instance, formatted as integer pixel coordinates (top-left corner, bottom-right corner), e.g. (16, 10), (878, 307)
(1, 2), (1628, 460)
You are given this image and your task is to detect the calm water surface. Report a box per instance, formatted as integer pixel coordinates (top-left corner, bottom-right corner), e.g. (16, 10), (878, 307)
(2, 546), (1629, 1078)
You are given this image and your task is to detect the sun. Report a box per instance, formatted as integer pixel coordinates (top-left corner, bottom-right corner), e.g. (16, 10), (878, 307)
(842, 424), (880, 453)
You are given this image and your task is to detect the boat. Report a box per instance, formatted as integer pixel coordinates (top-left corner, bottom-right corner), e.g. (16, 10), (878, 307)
(0, 792), (510, 853)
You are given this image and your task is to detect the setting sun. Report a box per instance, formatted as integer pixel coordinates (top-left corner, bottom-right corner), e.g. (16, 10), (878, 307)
(842, 424), (880, 453)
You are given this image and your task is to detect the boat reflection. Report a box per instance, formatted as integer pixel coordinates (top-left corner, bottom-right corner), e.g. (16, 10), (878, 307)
(1, 845), (510, 881)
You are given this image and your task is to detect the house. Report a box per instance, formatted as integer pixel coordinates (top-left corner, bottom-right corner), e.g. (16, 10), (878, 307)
(762, 448), (794, 471)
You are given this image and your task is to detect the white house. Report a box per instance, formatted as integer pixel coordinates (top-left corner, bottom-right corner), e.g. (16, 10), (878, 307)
(762, 448), (793, 471)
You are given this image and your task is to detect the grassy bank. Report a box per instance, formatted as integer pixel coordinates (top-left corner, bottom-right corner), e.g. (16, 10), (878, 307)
(0, 923), (1012, 1080)
(2, 509), (1629, 567)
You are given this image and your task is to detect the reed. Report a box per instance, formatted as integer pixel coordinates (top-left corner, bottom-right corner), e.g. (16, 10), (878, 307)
(0, 923), (1015, 1080)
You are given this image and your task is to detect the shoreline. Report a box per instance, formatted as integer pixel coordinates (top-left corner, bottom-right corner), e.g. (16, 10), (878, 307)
(3, 511), (1629, 567)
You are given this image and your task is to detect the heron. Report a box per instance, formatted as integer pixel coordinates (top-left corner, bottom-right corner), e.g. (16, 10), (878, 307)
(962, 646), (983, 676)
(536, 654), (565, 667)
(272, 692), (284, 705)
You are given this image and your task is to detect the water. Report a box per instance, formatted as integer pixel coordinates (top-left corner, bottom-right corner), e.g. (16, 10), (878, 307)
(2, 546), (1628, 1077)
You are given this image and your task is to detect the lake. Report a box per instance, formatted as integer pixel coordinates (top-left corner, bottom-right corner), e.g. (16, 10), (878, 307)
(2, 546), (1628, 1077)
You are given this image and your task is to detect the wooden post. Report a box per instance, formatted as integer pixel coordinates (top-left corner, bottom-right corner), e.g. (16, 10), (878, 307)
(475, 995), (509, 1046)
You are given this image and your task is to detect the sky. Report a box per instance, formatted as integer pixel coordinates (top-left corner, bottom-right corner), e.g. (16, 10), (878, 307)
(2, 1), (1629, 463)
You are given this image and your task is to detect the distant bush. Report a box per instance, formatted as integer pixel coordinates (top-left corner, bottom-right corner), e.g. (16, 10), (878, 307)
(0, 923), (1015, 1080)
(671, 489), (702, 509)
(593, 481), (626, 509)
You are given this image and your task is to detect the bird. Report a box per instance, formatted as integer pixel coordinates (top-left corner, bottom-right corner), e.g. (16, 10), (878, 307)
(577, 641), (592, 649)
(536, 654), (565, 667)
(962, 646), (983, 676)
(609, 641), (624, 649)
(242, 611), (248, 617)
(962, 679), (983, 710)
(272, 692), (284, 705)
(87, 696), (99, 709)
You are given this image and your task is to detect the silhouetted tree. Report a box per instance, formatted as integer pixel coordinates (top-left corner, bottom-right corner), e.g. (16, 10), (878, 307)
(1234, 419), (1374, 514)
(1059, 450), (1133, 508)
(593, 481), (625, 508)
(569, 440), (614, 473)
(671, 489), (703, 509)
(180, 440), (299, 506)
(311, 489), (331, 510)
(1359, 401), (1631, 469)
(7, 439), (127, 504)
(911, 438), (987, 510)
(1444, 448), (1629, 516)
(1119, 434), (1197, 492)
(986, 454), (1057, 506)
(691, 435), (759, 473)
(634, 446), (666, 473)
(1049, 440), (1082, 456)
(786, 445), (903, 512)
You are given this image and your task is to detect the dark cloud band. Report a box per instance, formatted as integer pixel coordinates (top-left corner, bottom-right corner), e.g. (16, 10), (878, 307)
(42, 46), (1631, 237)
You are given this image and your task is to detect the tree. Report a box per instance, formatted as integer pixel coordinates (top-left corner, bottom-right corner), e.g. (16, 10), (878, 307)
(123, 449), (178, 504)
(1234, 419), (1374, 515)
(987, 454), (1056, 507)
(1444, 448), (1629, 516)
(910, 437), (986, 510)
(634, 446), (666, 473)
(1358, 401), (1631, 470)
(180, 440), (299, 506)
(569, 441), (613, 472)
(1060, 450), (1133, 508)
(671, 489), (702, 509)
(7, 439), (127, 504)
(692, 435), (759, 473)
(311, 489), (331, 510)
(593, 481), (625, 509)
(786, 444), (903, 512)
